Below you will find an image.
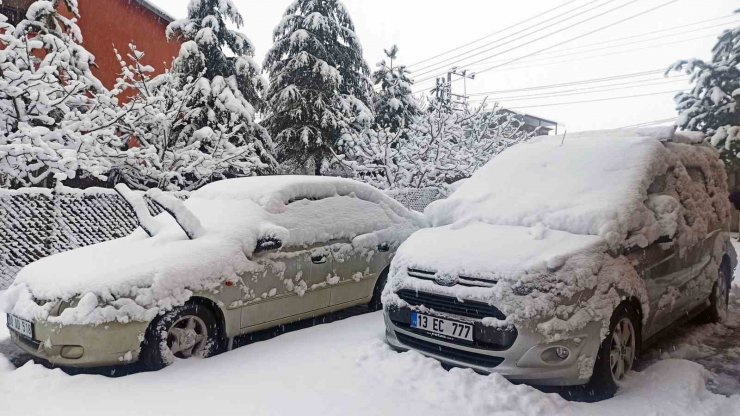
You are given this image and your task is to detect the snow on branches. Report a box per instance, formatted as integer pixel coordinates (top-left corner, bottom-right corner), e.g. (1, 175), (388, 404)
(263, 0), (373, 174)
(345, 98), (537, 189)
(157, 0), (276, 188)
(669, 14), (740, 165)
(372, 45), (420, 134)
(105, 45), (271, 191)
(0, 0), (116, 188)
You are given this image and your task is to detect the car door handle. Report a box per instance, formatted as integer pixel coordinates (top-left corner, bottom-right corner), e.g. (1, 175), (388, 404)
(311, 255), (327, 264)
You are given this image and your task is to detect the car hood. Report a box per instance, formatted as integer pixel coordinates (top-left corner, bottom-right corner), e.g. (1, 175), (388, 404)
(391, 222), (606, 282)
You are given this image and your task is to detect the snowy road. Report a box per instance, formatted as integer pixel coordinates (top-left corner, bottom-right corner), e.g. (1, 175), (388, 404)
(1, 286), (739, 416)
(3, 241), (740, 415)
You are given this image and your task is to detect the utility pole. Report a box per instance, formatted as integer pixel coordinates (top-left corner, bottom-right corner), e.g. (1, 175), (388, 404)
(434, 67), (475, 107)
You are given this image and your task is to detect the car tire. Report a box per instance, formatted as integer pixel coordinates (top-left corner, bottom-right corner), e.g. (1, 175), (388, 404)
(700, 260), (731, 324)
(368, 268), (389, 311)
(139, 302), (221, 370)
(573, 303), (641, 402)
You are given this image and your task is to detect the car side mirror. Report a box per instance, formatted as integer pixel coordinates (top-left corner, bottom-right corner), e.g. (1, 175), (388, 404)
(255, 236), (282, 253)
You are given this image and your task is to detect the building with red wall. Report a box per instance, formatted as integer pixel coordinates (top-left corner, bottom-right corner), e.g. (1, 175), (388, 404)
(0, 0), (181, 90)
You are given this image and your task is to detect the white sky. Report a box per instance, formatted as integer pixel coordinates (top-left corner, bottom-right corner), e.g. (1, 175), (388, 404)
(150, 0), (738, 132)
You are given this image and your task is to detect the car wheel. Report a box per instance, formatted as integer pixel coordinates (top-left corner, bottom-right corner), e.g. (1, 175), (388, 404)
(140, 302), (221, 370)
(368, 268), (389, 311)
(577, 303), (640, 401)
(701, 261), (730, 323)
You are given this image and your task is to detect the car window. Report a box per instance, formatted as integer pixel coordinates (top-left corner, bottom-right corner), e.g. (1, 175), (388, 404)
(273, 195), (397, 247)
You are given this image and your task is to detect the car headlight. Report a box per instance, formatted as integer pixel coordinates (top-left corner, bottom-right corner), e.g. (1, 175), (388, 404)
(49, 298), (78, 317)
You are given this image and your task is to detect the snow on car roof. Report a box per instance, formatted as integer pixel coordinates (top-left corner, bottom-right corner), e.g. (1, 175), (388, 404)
(425, 127), (695, 246)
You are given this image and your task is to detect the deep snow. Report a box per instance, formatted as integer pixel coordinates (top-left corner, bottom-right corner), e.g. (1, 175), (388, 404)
(1, 280), (739, 415)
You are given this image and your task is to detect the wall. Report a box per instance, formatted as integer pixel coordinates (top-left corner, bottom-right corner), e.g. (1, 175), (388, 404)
(61, 0), (181, 91)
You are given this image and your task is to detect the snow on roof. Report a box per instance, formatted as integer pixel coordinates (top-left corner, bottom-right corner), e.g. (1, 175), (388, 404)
(134, 0), (175, 22)
(425, 127), (696, 246)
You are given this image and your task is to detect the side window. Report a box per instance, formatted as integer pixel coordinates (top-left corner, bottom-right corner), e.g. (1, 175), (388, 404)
(686, 167), (708, 193)
(645, 173), (681, 244)
(277, 195), (396, 246)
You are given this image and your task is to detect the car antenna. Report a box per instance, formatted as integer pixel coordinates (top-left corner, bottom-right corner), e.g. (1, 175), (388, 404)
(560, 130), (568, 146)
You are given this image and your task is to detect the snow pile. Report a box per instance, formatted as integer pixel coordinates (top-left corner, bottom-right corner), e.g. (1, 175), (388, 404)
(0, 177), (424, 325)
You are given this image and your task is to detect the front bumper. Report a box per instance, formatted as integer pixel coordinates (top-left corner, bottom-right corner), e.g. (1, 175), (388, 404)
(384, 307), (603, 386)
(9, 316), (149, 368)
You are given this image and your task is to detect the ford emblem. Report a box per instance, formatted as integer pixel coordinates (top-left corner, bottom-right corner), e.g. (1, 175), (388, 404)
(434, 273), (458, 287)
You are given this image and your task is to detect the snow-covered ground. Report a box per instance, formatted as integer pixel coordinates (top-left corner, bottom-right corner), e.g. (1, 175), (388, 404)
(1, 251), (739, 415)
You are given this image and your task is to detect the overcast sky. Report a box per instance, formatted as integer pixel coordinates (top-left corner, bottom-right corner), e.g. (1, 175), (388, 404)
(150, 0), (738, 132)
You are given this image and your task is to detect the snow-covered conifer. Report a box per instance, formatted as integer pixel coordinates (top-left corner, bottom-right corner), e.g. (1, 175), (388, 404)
(164, 0), (275, 179)
(263, 0), (373, 174)
(669, 14), (739, 165)
(372, 45), (420, 133)
(0, 0), (115, 188)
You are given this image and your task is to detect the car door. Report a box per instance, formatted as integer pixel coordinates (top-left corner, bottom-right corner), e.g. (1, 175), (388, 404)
(628, 238), (687, 338)
(239, 243), (332, 329)
(328, 239), (391, 306)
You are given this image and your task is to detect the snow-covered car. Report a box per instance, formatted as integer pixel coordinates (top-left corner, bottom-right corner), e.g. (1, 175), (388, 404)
(2, 176), (425, 369)
(382, 127), (737, 399)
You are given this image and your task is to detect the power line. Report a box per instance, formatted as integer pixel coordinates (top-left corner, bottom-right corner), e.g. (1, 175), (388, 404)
(535, 14), (738, 54)
(482, 77), (687, 101)
(413, 0), (644, 87)
(407, 0), (581, 68)
(488, 89), (681, 109)
(463, 22), (738, 70)
(620, 117), (677, 128)
(471, 0), (680, 78)
(467, 68), (666, 95)
(410, 0), (613, 75)
(460, 32), (721, 75)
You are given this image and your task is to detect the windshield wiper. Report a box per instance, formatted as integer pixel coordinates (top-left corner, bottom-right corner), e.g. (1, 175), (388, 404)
(114, 184), (158, 237)
(146, 189), (204, 240)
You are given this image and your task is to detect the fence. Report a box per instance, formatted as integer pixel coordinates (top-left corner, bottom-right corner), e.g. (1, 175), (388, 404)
(0, 186), (444, 290)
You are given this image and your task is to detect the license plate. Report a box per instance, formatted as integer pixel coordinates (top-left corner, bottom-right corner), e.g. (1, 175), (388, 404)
(411, 312), (473, 341)
(7, 314), (33, 339)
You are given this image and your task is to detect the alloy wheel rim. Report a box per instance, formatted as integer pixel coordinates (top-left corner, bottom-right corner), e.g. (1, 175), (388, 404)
(166, 315), (208, 359)
(609, 317), (636, 383)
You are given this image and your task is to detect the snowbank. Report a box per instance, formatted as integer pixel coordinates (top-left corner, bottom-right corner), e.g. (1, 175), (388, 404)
(1, 177), (424, 325)
(0, 310), (737, 416)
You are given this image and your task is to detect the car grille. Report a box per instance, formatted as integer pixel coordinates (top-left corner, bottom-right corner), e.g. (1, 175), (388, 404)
(407, 268), (496, 288)
(396, 289), (506, 320)
(396, 332), (504, 368)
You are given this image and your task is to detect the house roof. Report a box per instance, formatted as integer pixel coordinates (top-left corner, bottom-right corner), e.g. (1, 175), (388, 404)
(134, 0), (175, 23)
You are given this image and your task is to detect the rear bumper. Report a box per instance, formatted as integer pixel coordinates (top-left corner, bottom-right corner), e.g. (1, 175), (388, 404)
(383, 308), (603, 386)
(9, 317), (149, 368)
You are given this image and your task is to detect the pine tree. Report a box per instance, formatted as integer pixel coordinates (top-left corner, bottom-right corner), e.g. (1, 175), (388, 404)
(669, 13), (739, 165)
(372, 45), (420, 133)
(263, 0), (373, 174)
(0, 0), (116, 188)
(165, 0), (275, 179)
